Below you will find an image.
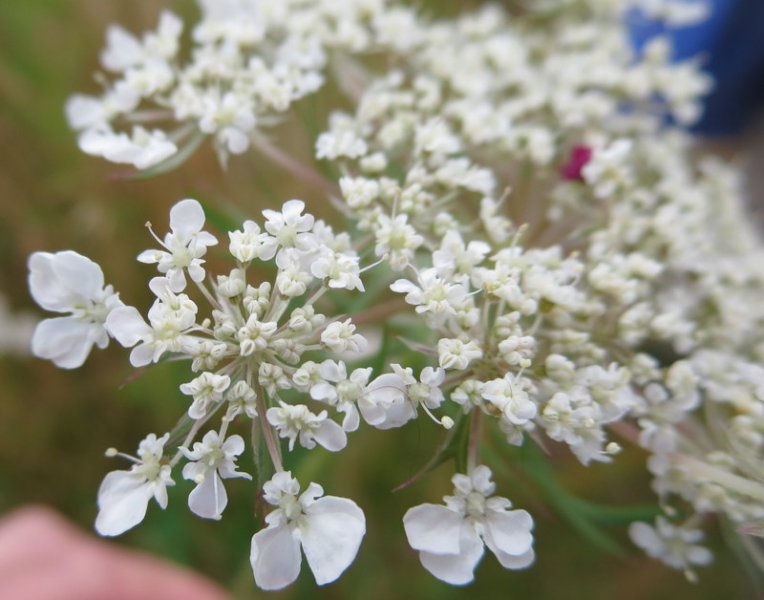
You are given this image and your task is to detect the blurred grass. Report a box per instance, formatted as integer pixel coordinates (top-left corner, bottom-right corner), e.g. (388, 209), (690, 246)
(0, 1), (756, 598)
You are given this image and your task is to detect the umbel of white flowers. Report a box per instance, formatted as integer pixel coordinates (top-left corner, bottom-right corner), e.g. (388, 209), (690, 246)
(33, 0), (764, 589)
(27, 197), (537, 588)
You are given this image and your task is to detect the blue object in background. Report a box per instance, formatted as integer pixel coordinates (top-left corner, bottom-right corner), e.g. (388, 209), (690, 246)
(629, 0), (764, 136)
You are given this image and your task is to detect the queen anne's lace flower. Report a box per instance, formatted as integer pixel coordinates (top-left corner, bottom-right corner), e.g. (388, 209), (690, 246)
(30, 0), (764, 590)
(266, 402), (347, 451)
(28, 251), (123, 369)
(137, 198), (218, 292)
(95, 433), (174, 536)
(106, 276), (199, 367)
(403, 466), (534, 585)
(250, 472), (365, 590)
(180, 431), (251, 519)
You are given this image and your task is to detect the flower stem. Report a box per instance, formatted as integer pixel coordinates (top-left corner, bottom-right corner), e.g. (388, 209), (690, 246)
(252, 133), (338, 195)
(352, 297), (409, 326)
(252, 378), (283, 472)
(467, 409), (482, 472)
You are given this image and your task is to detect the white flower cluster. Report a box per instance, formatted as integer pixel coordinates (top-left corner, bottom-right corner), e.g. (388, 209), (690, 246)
(30, 198), (521, 588)
(31, 0), (764, 589)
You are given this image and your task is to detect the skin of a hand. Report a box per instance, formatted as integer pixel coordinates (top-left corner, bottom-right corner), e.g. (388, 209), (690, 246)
(0, 505), (231, 600)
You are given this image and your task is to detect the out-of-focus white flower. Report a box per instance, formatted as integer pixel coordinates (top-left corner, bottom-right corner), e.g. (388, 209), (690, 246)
(78, 126), (177, 169)
(630, 517), (712, 578)
(438, 338), (483, 370)
(374, 214), (423, 271)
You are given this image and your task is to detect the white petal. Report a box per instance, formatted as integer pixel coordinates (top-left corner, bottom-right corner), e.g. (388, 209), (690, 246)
(282, 199), (306, 221)
(65, 95), (106, 130)
(629, 522), (662, 555)
(483, 508), (534, 556)
(101, 25), (143, 71)
(221, 127), (250, 154)
(340, 404), (360, 432)
(28, 251), (104, 312)
(137, 249), (164, 265)
(403, 504), (463, 554)
(301, 496), (366, 585)
(129, 135), (177, 169)
(491, 546), (535, 570)
(95, 470), (154, 536)
(130, 342), (156, 367)
(419, 525), (484, 585)
(318, 359), (345, 382)
(31, 317), (100, 369)
(106, 306), (150, 347)
(187, 262), (206, 283)
(374, 400), (417, 430)
(188, 470), (227, 519)
(167, 268), (187, 293)
(55, 251), (106, 298)
(250, 524), (302, 591)
(367, 373), (406, 401)
(357, 396), (386, 425)
(222, 434), (246, 456)
(310, 382), (336, 401)
(79, 128), (131, 160)
(148, 276), (172, 297)
(687, 546), (713, 566)
(258, 238), (278, 261)
(389, 279), (418, 295)
(313, 419), (347, 452)
(170, 198), (205, 236)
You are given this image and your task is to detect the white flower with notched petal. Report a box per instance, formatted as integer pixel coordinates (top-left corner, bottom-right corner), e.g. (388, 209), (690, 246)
(250, 472), (365, 591)
(95, 433), (174, 536)
(370, 364), (447, 430)
(28, 250), (123, 369)
(180, 371), (231, 419)
(137, 198), (218, 292)
(106, 277), (199, 367)
(266, 402), (347, 452)
(403, 465), (534, 585)
(180, 431), (251, 520)
(262, 199), (316, 256)
(309, 359), (409, 431)
(319, 319), (367, 354)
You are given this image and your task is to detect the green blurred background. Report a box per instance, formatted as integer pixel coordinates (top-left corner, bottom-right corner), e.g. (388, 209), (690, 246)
(0, 1), (756, 598)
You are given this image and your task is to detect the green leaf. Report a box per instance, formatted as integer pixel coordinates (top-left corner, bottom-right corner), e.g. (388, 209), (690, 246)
(488, 434), (629, 557)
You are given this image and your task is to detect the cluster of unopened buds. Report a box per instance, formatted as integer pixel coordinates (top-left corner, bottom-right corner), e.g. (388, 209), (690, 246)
(27, 0), (764, 591)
